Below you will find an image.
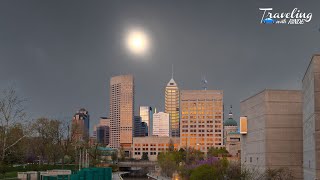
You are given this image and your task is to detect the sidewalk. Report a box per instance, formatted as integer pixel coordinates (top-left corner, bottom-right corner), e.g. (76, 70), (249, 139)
(112, 172), (129, 180)
(147, 173), (171, 180)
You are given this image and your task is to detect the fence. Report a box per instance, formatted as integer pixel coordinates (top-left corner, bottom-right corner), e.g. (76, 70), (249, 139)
(17, 168), (112, 180)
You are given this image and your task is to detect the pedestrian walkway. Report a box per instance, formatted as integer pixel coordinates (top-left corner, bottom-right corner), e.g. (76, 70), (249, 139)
(147, 173), (171, 180)
(112, 172), (129, 180)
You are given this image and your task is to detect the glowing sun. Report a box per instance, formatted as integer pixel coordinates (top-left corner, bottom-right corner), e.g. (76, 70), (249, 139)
(125, 28), (150, 56)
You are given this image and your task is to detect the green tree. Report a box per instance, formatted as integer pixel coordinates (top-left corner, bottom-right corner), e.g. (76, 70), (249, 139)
(188, 148), (204, 162)
(88, 144), (102, 166)
(175, 148), (186, 163)
(157, 152), (178, 177)
(190, 165), (217, 180)
(119, 145), (125, 161)
(207, 147), (229, 157)
(168, 139), (174, 152)
(141, 152), (149, 161)
(111, 150), (118, 164)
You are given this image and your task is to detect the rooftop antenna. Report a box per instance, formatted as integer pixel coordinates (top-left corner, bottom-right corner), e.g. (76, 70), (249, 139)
(201, 75), (208, 90)
(171, 64), (174, 79)
(229, 105), (233, 118)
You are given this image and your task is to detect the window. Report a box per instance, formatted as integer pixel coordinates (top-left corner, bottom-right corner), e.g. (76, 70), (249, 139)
(250, 157), (252, 163)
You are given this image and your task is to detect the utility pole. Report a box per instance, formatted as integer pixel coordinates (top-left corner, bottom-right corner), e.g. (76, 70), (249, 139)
(79, 148), (81, 170)
(186, 135), (188, 164)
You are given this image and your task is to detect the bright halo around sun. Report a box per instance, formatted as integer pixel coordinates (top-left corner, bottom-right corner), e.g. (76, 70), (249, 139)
(125, 28), (150, 56)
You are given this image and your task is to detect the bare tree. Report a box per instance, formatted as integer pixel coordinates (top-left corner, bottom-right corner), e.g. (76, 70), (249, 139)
(0, 87), (27, 163)
(59, 120), (75, 168)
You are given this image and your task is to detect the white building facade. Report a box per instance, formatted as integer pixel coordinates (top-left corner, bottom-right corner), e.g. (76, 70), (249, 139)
(153, 112), (170, 137)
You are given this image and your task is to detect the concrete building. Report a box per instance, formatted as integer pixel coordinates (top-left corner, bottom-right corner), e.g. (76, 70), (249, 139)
(132, 137), (180, 161)
(109, 75), (134, 154)
(165, 77), (180, 137)
(302, 54), (320, 179)
(180, 90), (224, 154)
(224, 106), (241, 158)
(140, 106), (153, 136)
(240, 89), (303, 179)
(72, 108), (90, 142)
(153, 112), (170, 137)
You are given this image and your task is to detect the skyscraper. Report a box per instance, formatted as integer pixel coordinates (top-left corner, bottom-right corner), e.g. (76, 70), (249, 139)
(93, 117), (111, 144)
(165, 75), (180, 137)
(141, 122), (148, 137)
(109, 75), (134, 151)
(153, 112), (170, 137)
(133, 116), (142, 137)
(139, 106), (153, 136)
(72, 108), (90, 142)
(180, 90), (223, 154)
(96, 126), (110, 146)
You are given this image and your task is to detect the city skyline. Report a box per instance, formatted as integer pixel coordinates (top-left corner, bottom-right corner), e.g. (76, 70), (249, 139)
(0, 0), (320, 130)
(2, 1), (320, 179)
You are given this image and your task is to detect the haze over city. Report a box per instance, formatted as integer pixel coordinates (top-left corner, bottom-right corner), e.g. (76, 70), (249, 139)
(1, 0), (320, 131)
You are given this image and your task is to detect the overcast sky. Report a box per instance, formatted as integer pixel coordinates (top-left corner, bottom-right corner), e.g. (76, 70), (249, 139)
(1, 0), (320, 133)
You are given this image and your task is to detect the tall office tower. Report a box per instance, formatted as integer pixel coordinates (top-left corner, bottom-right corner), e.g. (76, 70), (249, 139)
(165, 76), (180, 137)
(141, 122), (148, 137)
(93, 117), (111, 140)
(180, 90), (223, 154)
(133, 116), (142, 137)
(72, 108), (90, 142)
(302, 55), (320, 179)
(153, 112), (170, 137)
(99, 117), (111, 127)
(109, 75), (134, 151)
(139, 106), (153, 136)
(96, 126), (110, 145)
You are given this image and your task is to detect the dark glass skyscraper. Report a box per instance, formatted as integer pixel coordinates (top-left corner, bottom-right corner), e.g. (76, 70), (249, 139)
(72, 108), (90, 142)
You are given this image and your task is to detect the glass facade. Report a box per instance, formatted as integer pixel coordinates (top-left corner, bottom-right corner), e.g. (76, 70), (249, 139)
(165, 78), (180, 137)
(96, 126), (109, 145)
(180, 90), (223, 154)
(139, 106), (152, 136)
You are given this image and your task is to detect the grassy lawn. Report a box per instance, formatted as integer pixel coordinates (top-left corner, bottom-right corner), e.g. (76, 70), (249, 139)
(0, 171), (18, 179)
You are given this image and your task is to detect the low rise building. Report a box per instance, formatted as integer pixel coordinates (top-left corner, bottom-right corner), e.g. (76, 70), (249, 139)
(132, 137), (180, 161)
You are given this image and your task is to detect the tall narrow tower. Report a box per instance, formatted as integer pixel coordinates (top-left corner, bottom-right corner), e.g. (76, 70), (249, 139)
(165, 66), (180, 137)
(72, 108), (90, 142)
(109, 75), (134, 150)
